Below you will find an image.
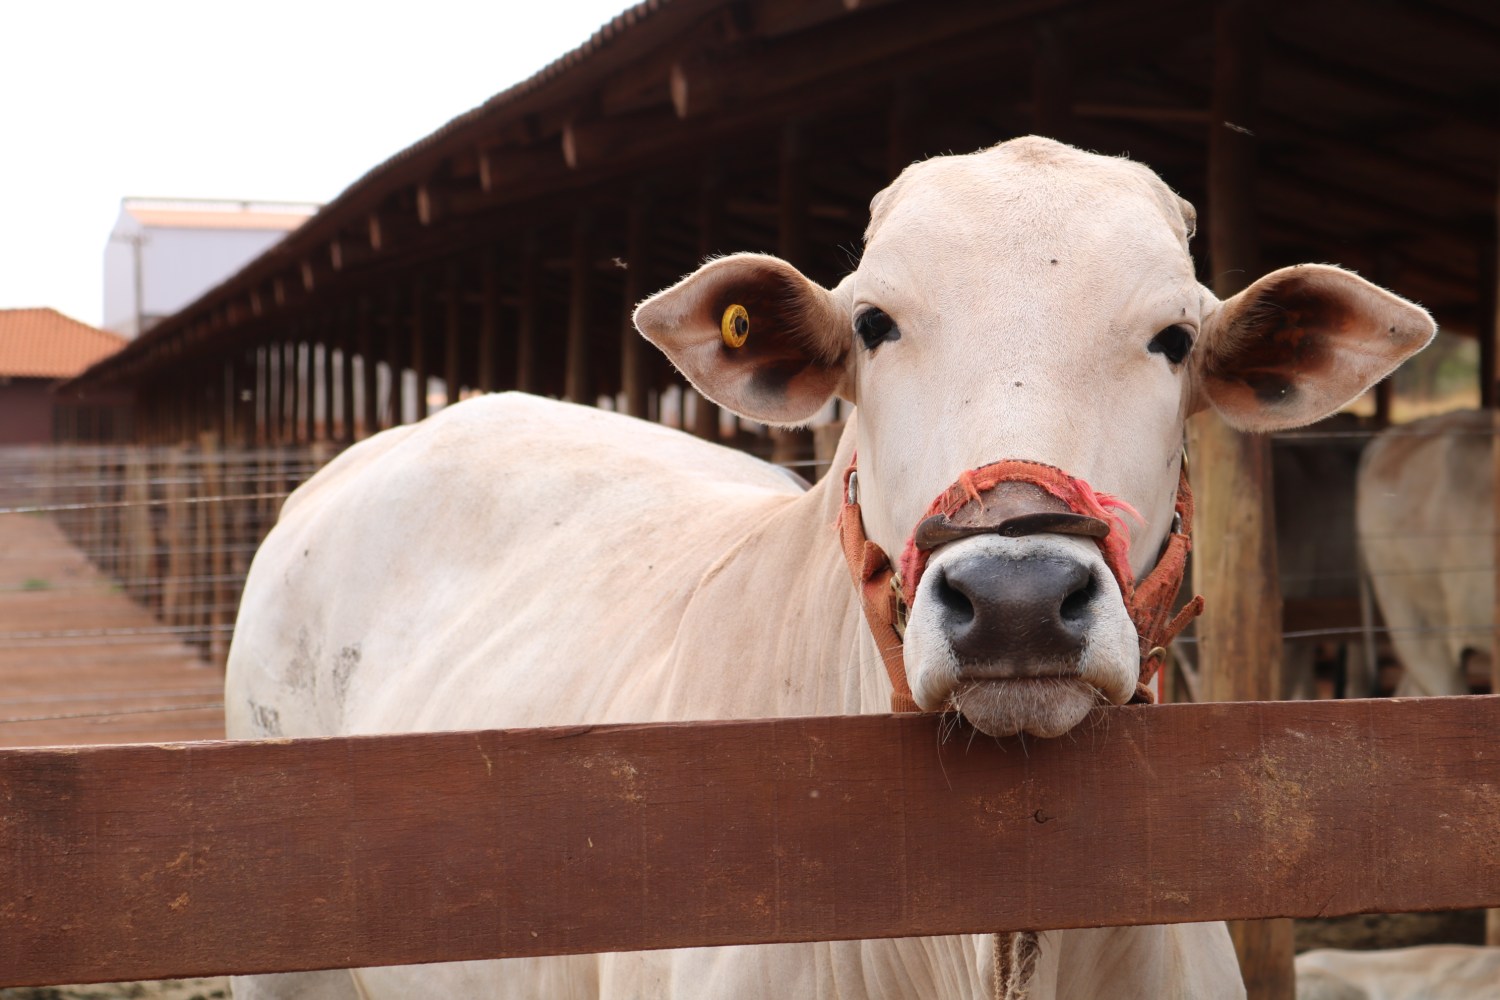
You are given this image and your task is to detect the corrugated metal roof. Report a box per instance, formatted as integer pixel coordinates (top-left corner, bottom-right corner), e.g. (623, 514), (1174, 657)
(0, 308), (127, 380)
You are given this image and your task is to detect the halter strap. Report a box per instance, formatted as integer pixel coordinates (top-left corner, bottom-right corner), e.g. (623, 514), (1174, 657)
(836, 456), (1203, 712)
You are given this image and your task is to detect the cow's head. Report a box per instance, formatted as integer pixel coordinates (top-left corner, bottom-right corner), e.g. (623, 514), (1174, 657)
(635, 136), (1433, 738)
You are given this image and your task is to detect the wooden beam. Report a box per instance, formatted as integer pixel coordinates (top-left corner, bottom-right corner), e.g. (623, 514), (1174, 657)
(479, 142), (568, 195)
(566, 209), (593, 403)
(563, 109), (680, 172)
(330, 235), (372, 272)
(669, 0), (1067, 119)
(2, 698), (1498, 986)
(1191, 5), (1292, 998)
(417, 181), (446, 227)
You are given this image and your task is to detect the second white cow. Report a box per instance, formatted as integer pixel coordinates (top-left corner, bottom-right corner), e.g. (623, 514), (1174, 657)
(1358, 408), (1492, 697)
(226, 137), (1434, 999)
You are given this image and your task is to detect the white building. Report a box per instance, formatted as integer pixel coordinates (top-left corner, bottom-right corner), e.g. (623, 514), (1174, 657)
(103, 198), (319, 338)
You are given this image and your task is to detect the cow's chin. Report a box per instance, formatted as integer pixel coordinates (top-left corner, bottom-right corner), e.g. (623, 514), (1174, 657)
(949, 677), (1104, 738)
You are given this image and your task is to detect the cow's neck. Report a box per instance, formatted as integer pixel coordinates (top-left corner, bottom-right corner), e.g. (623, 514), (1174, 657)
(660, 414), (890, 720)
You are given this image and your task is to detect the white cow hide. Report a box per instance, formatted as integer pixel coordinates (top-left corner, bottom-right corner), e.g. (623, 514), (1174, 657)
(1357, 408), (1492, 697)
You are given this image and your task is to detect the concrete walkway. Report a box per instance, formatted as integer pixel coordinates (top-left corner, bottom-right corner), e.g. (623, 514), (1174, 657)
(0, 512), (225, 747)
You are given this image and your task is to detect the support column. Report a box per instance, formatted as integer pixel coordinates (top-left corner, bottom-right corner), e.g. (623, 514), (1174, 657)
(359, 301), (377, 438)
(774, 120), (812, 466)
(566, 209), (593, 403)
(411, 279), (428, 421)
(1188, 4), (1293, 998)
(692, 166), (724, 440)
(1488, 163), (1500, 949)
(305, 339), (318, 443)
(622, 186), (652, 419)
(478, 247), (500, 394)
(517, 231), (540, 395)
(268, 341), (283, 445)
(283, 339), (299, 444)
(445, 262), (463, 407)
(321, 334), (335, 442)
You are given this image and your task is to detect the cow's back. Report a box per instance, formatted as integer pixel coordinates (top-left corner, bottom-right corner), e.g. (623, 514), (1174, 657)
(225, 392), (808, 741)
(1356, 408), (1491, 696)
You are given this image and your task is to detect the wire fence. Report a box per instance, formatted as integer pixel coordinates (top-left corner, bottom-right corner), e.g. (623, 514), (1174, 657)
(0, 416), (1494, 724)
(0, 441), (336, 668)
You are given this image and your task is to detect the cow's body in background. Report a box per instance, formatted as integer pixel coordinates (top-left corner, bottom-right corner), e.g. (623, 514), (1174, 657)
(227, 137), (1433, 999)
(1357, 408), (1491, 697)
(1296, 944), (1500, 1000)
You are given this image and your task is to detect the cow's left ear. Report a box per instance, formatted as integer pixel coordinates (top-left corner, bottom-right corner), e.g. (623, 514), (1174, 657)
(1195, 264), (1435, 431)
(634, 253), (851, 426)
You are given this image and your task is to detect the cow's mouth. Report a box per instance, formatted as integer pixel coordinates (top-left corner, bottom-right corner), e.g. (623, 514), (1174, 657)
(949, 676), (1106, 739)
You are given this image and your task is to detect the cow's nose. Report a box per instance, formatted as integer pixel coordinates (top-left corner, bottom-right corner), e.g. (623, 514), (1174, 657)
(932, 553), (1095, 671)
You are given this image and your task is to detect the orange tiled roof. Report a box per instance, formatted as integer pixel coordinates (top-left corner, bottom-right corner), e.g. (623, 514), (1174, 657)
(0, 308), (127, 379)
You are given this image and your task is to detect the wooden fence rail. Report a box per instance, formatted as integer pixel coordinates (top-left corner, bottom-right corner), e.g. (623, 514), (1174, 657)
(3, 695), (1498, 986)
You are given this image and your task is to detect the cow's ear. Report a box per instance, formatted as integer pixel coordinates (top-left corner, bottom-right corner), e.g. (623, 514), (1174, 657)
(1194, 264), (1435, 431)
(634, 253), (850, 426)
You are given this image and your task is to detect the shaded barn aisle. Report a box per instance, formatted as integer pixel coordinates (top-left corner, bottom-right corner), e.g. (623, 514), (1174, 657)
(0, 510), (224, 747)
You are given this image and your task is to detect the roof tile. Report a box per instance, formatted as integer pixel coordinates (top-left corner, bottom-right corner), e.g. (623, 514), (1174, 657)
(0, 309), (127, 380)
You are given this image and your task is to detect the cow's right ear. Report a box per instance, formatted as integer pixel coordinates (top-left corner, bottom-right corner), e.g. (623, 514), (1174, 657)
(634, 253), (851, 426)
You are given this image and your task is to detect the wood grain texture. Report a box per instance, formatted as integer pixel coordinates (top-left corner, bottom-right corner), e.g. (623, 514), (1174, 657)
(2, 696), (1498, 986)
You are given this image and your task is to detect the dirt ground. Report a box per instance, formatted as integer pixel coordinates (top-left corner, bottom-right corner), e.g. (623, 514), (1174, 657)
(0, 981), (227, 1000)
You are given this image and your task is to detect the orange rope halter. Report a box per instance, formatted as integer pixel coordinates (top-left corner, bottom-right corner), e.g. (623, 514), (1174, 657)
(836, 456), (1203, 712)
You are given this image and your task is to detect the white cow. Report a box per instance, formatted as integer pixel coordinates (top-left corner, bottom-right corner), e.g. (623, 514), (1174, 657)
(1296, 945), (1500, 1000)
(1357, 408), (1492, 697)
(226, 137), (1434, 999)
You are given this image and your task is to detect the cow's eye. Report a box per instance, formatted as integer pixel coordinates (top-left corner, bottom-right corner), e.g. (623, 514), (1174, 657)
(1148, 324), (1194, 366)
(855, 308), (900, 351)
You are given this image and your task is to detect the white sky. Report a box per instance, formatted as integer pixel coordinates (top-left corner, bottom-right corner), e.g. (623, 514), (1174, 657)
(0, 0), (634, 328)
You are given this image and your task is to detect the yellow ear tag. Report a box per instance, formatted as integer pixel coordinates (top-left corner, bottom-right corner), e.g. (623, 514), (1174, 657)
(720, 304), (750, 349)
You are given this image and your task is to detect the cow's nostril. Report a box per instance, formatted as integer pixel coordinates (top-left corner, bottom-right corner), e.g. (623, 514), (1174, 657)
(1058, 568), (1097, 626)
(934, 567), (975, 625)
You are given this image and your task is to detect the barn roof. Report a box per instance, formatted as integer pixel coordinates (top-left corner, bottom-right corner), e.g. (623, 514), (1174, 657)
(0, 308), (126, 380)
(65, 0), (1500, 401)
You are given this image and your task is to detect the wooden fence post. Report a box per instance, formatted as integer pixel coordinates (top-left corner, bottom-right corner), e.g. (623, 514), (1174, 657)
(1189, 3), (1293, 997)
(1488, 155), (1500, 949)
